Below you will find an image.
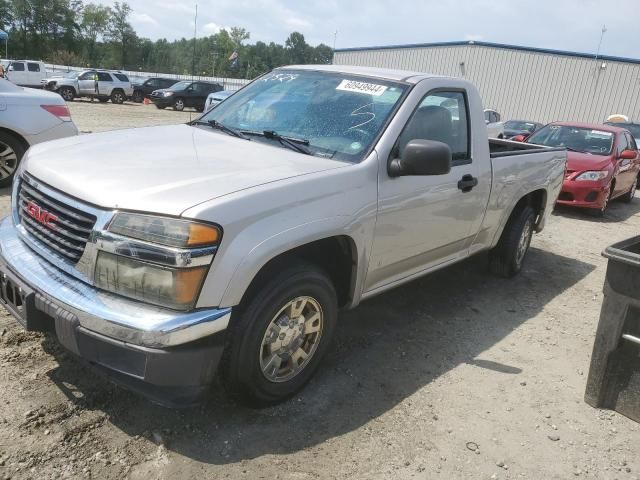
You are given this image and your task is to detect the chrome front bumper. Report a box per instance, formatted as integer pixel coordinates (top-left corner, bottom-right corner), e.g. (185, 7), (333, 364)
(0, 216), (231, 348)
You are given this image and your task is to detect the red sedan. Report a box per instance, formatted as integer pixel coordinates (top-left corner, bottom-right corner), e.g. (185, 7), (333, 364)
(524, 122), (640, 216)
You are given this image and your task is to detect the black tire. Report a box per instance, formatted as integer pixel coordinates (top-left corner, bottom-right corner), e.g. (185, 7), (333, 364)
(220, 263), (338, 407)
(489, 205), (535, 278)
(0, 131), (26, 188)
(58, 87), (75, 102)
(173, 97), (185, 111)
(110, 90), (125, 104)
(622, 176), (637, 203)
(132, 91), (144, 103)
(195, 103), (205, 112)
(590, 183), (613, 217)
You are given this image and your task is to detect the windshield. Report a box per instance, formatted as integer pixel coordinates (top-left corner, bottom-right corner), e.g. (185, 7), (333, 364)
(505, 121), (538, 133)
(200, 70), (408, 162)
(64, 71), (80, 79)
(606, 122), (640, 142)
(527, 125), (614, 155)
(169, 81), (192, 91)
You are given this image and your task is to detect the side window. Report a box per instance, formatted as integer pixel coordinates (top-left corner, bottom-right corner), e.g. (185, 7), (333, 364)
(162, 79), (175, 88)
(494, 111), (501, 123)
(146, 79), (159, 88)
(79, 71), (94, 80)
(617, 133), (629, 155)
(628, 134), (638, 151)
(114, 73), (128, 82)
(97, 72), (112, 82)
(27, 63), (40, 72)
(10, 62), (25, 71)
(396, 90), (470, 164)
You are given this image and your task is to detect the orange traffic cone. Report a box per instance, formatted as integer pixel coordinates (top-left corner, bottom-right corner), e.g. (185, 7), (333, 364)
(143, 98), (151, 105)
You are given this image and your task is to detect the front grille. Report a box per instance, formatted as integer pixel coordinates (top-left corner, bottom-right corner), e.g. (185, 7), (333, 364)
(17, 180), (97, 263)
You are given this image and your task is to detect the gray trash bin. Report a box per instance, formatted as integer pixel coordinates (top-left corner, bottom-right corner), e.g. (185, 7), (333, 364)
(585, 235), (640, 422)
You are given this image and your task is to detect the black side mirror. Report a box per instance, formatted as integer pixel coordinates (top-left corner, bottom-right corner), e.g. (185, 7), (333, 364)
(389, 139), (452, 177)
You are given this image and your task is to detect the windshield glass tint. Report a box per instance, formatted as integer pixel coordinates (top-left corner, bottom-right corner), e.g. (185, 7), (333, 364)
(169, 81), (191, 91)
(528, 125), (614, 155)
(200, 70), (407, 162)
(505, 121), (537, 132)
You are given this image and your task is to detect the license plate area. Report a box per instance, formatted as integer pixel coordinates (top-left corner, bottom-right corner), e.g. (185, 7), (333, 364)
(0, 267), (49, 331)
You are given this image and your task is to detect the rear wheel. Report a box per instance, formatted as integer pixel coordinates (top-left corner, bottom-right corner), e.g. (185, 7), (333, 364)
(58, 87), (75, 102)
(110, 90), (125, 104)
(132, 91), (144, 103)
(489, 205), (535, 278)
(220, 263), (338, 407)
(173, 97), (185, 111)
(0, 132), (25, 188)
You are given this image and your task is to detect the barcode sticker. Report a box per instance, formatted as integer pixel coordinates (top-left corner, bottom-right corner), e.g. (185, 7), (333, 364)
(336, 79), (387, 96)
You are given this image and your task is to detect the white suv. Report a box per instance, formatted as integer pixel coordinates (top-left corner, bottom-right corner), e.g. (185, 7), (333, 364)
(43, 69), (133, 104)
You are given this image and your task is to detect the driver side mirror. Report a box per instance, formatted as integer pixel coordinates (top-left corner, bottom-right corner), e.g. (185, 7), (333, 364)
(389, 139), (452, 177)
(620, 150), (637, 160)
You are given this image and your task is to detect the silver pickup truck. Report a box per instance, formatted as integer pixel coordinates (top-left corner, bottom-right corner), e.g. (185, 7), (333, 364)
(0, 65), (566, 407)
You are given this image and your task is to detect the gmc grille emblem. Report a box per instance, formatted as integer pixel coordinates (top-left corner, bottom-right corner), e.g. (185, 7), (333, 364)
(25, 200), (58, 230)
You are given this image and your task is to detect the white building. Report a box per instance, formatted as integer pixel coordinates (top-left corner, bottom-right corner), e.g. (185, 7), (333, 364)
(333, 41), (640, 124)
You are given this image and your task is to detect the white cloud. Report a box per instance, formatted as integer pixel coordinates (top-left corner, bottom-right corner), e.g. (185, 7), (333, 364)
(93, 0), (640, 59)
(131, 13), (159, 26)
(202, 22), (222, 34)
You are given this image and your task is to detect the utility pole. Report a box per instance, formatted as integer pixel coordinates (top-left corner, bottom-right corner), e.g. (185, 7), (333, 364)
(333, 30), (338, 51)
(594, 25), (607, 66)
(192, 3), (198, 79)
(212, 52), (218, 77)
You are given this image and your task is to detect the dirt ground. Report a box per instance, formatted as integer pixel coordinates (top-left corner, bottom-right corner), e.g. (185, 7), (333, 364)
(0, 101), (639, 480)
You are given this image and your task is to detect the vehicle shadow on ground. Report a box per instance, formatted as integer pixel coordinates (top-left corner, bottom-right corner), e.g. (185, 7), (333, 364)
(554, 196), (640, 223)
(41, 247), (594, 465)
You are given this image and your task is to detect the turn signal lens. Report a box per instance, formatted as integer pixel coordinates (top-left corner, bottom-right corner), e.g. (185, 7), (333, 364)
(188, 222), (220, 246)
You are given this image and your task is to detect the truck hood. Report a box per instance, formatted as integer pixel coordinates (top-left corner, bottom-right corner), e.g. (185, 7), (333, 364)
(566, 151), (613, 172)
(24, 124), (349, 216)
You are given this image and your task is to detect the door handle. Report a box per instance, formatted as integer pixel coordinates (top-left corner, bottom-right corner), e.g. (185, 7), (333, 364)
(458, 174), (478, 193)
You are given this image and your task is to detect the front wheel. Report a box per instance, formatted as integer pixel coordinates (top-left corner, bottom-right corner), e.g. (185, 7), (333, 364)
(489, 205), (535, 278)
(173, 97), (185, 111)
(220, 264), (338, 407)
(622, 177), (637, 203)
(0, 131), (26, 188)
(110, 90), (125, 104)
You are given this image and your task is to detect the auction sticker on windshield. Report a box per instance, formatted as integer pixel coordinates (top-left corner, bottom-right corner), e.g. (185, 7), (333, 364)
(336, 79), (388, 96)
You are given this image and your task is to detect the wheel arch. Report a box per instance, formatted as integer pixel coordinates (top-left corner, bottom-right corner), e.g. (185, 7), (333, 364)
(0, 127), (29, 150)
(491, 188), (547, 247)
(224, 234), (360, 311)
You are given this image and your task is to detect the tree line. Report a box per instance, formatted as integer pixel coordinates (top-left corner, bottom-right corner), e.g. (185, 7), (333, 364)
(0, 1), (333, 78)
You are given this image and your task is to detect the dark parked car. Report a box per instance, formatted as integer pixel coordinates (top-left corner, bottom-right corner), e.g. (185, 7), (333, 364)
(503, 120), (544, 139)
(150, 81), (223, 112)
(131, 77), (180, 103)
(605, 121), (640, 148)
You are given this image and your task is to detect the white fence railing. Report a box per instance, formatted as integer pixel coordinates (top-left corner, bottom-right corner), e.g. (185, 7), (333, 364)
(44, 63), (252, 91)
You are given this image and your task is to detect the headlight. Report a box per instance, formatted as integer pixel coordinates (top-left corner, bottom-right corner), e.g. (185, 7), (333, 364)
(95, 213), (222, 310)
(575, 171), (609, 181)
(108, 213), (220, 247)
(163, 91), (174, 97)
(95, 251), (208, 310)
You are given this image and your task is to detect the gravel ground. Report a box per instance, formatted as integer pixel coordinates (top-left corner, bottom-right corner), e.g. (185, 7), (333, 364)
(0, 102), (639, 479)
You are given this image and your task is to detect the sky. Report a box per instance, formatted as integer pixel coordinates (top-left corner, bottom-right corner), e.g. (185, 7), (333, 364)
(100, 0), (639, 59)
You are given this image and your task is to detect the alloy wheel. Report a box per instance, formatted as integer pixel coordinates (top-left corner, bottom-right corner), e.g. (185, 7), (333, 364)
(0, 141), (18, 181)
(259, 296), (324, 383)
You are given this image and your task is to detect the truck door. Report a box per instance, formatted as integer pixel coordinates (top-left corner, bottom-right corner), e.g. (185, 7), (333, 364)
(26, 62), (43, 87)
(7, 62), (26, 85)
(77, 71), (96, 95)
(97, 72), (113, 96)
(365, 88), (489, 292)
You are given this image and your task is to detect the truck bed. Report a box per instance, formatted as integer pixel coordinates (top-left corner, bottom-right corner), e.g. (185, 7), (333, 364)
(489, 138), (565, 158)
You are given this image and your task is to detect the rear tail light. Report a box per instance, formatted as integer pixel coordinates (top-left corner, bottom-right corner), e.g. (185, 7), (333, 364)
(40, 104), (71, 122)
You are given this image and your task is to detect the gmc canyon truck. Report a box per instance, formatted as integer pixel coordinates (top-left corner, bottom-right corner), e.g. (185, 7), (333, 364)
(0, 65), (566, 407)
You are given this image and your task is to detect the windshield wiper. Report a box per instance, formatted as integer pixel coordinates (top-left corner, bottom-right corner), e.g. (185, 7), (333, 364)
(189, 119), (249, 140)
(242, 130), (312, 155)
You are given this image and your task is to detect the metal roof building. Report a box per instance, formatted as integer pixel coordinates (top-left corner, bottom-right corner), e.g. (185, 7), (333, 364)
(333, 41), (640, 124)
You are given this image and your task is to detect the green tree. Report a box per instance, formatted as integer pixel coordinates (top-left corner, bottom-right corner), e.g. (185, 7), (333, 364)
(81, 3), (110, 65)
(285, 31), (309, 64)
(107, 1), (135, 68)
